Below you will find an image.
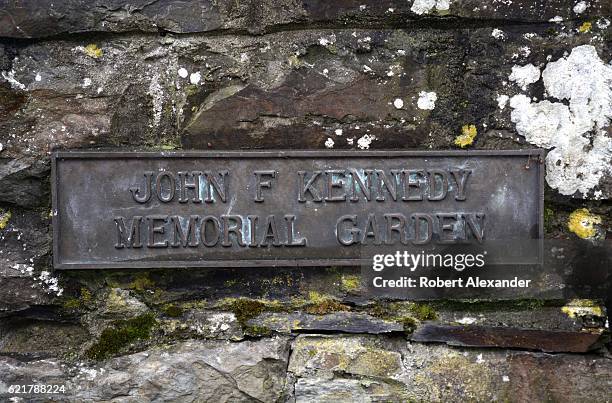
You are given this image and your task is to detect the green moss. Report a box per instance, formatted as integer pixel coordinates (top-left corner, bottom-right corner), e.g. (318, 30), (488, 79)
(544, 207), (555, 232)
(86, 314), (156, 360)
(129, 273), (155, 291)
(184, 84), (200, 97)
(305, 291), (350, 315)
(62, 287), (93, 310)
(244, 325), (272, 337)
(340, 275), (361, 292)
(226, 298), (267, 326)
(410, 303), (437, 321)
(63, 298), (81, 309)
(80, 287), (92, 304)
(162, 304), (184, 318)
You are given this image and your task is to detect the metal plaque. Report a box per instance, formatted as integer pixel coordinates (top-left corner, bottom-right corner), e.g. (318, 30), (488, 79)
(51, 150), (544, 269)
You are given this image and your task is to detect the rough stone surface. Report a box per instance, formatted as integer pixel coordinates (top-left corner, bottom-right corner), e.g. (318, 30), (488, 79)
(0, 0), (610, 401)
(411, 323), (607, 352)
(288, 335), (612, 402)
(0, 337), (292, 402)
(247, 311), (404, 334)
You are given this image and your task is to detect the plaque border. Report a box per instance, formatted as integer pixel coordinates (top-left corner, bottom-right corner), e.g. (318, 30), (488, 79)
(51, 149), (545, 269)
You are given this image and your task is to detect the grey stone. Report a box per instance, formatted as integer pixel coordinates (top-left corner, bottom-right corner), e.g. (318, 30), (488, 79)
(0, 158), (48, 207)
(177, 310), (244, 340)
(96, 288), (150, 319)
(288, 336), (612, 402)
(248, 311), (404, 334)
(0, 319), (90, 358)
(0, 337), (292, 402)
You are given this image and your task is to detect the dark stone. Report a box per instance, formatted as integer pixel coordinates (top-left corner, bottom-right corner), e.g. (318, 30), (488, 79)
(411, 323), (607, 353)
(0, 0), (610, 38)
(0, 319), (90, 358)
(0, 158), (49, 207)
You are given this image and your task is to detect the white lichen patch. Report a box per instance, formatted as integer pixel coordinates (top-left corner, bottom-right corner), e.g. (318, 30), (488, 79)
(39, 271), (63, 296)
(82, 77), (92, 88)
(508, 64), (540, 90)
(207, 313), (235, 333)
(324, 138), (335, 148)
(177, 67), (188, 78)
(417, 91), (437, 110)
(1, 70), (26, 90)
(393, 98), (404, 109)
(357, 134), (375, 149)
(456, 317), (477, 325)
(509, 45), (612, 197)
(596, 18), (610, 29)
(318, 34), (336, 47)
(573, 1), (587, 14)
(189, 71), (201, 85)
(549, 16), (563, 23)
(12, 264), (63, 296)
(410, 0), (450, 15)
(34, 73), (41, 82)
(491, 29), (505, 40)
(496, 94), (509, 110)
(335, 129), (343, 136)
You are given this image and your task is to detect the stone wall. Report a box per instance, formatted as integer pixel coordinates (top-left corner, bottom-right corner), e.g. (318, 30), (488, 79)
(0, 1), (611, 401)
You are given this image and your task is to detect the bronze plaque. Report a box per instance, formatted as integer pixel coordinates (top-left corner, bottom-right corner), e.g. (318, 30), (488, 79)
(51, 150), (544, 269)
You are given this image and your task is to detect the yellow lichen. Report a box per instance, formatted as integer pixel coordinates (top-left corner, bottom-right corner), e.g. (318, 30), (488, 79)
(561, 299), (604, 318)
(288, 55), (302, 68)
(0, 209), (11, 230)
(340, 275), (361, 292)
(578, 22), (592, 33)
(454, 125), (477, 148)
(567, 208), (601, 239)
(84, 44), (103, 58)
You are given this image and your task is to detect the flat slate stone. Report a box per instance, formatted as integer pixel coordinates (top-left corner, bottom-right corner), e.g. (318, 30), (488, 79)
(248, 311), (404, 334)
(411, 323), (606, 353)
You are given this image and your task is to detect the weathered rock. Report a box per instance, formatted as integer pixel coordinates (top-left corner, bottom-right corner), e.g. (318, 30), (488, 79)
(247, 311), (404, 334)
(0, 337), (292, 402)
(96, 288), (149, 319)
(0, 1), (610, 401)
(0, 0), (610, 38)
(1, 23), (610, 198)
(0, 158), (49, 207)
(0, 208), (55, 316)
(0, 319), (89, 358)
(432, 300), (607, 331)
(289, 337), (612, 402)
(289, 335), (407, 379)
(411, 323), (607, 353)
(171, 310), (244, 340)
